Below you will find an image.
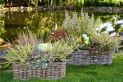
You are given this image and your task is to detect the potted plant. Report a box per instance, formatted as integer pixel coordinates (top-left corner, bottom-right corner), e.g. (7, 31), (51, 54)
(62, 12), (119, 65)
(5, 40), (74, 80)
(88, 33), (119, 64)
(67, 33), (93, 65)
(68, 32), (119, 65)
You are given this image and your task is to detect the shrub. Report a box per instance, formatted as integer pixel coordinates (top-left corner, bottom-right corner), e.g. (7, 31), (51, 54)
(50, 29), (68, 42)
(89, 32), (120, 55)
(62, 12), (102, 50)
(5, 40), (74, 68)
(49, 40), (74, 61)
(62, 11), (120, 55)
(5, 44), (33, 64)
(62, 12), (101, 37)
(0, 27), (5, 36)
(17, 29), (41, 45)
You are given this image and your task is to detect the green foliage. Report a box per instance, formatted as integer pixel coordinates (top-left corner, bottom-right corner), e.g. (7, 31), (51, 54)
(64, 35), (80, 50)
(49, 40), (74, 61)
(62, 12), (101, 37)
(5, 32), (75, 63)
(17, 29), (41, 45)
(36, 16), (53, 42)
(0, 16), (5, 36)
(0, 0), (4, 4)
(91, 32), (120, 54)
(5, 44), (34, 64)
(37, 0), (123, 8)
(0, 27), (5, 36)
(25, 11), (56, 42)
(62, 11), (120, 55)
(31, 0), (38, 8)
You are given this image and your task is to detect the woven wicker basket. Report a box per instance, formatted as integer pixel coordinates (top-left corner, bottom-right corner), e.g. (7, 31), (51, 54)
(13, 62), (66, 80)
(67, 50), (112, 65)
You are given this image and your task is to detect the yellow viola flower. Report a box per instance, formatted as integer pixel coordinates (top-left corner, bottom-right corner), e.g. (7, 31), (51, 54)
(85, 40), (89, 45)
(84, 37), (90, 45)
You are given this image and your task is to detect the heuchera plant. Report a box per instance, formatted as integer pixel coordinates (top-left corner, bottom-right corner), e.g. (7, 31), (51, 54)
(50, 29), (68, 42)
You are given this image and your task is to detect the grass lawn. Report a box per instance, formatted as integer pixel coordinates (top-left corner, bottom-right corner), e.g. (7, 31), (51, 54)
(0, 54), (123, 82)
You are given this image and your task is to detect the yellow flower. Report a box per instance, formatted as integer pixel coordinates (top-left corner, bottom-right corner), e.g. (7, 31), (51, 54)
(77, 37), (82, 44)
(84, 37), (89, 45)
(85, 40), (89, 45)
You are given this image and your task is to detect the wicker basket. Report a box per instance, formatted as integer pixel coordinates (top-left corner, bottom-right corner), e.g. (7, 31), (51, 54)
(67, 50), (112, 65)
(13, 62), (66, 80)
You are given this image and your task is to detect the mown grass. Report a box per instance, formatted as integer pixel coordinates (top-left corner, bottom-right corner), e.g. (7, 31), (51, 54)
(0, 54), (123, 82)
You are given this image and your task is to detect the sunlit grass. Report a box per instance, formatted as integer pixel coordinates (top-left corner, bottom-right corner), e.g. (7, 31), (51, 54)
(102, 0), (122, 5)
(0, 53), (123, 82)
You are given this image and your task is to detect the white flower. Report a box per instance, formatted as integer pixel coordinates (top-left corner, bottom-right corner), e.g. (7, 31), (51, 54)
(116, 19), (123, 24)
(82, 34), (87, 38)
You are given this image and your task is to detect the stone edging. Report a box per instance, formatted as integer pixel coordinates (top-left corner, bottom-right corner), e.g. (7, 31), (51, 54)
(82, 7), (123, 13)
(0, 6), (123, 13)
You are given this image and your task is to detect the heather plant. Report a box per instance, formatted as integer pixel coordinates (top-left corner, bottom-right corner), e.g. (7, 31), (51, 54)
(5, 37), (75, 68)
(5, 44), (34, 64)
(89, 32), (120, 55)
(17, 29), (41, 45)
(62, 12), (101, 50)
(49, 40), (74, 61)
(62, 11), (120, 55)
(63, 35), (80, 50)
(62, 12), (101, 37)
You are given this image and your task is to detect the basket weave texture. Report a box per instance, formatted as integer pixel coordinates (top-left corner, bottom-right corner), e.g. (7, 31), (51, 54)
(67, 50), (112, 65)
(13, 62), (66, 80)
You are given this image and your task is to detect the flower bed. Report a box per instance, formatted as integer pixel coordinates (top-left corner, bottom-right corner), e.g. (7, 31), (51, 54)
(13, 62), (66, 80)
(67, 50), (112, 65)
